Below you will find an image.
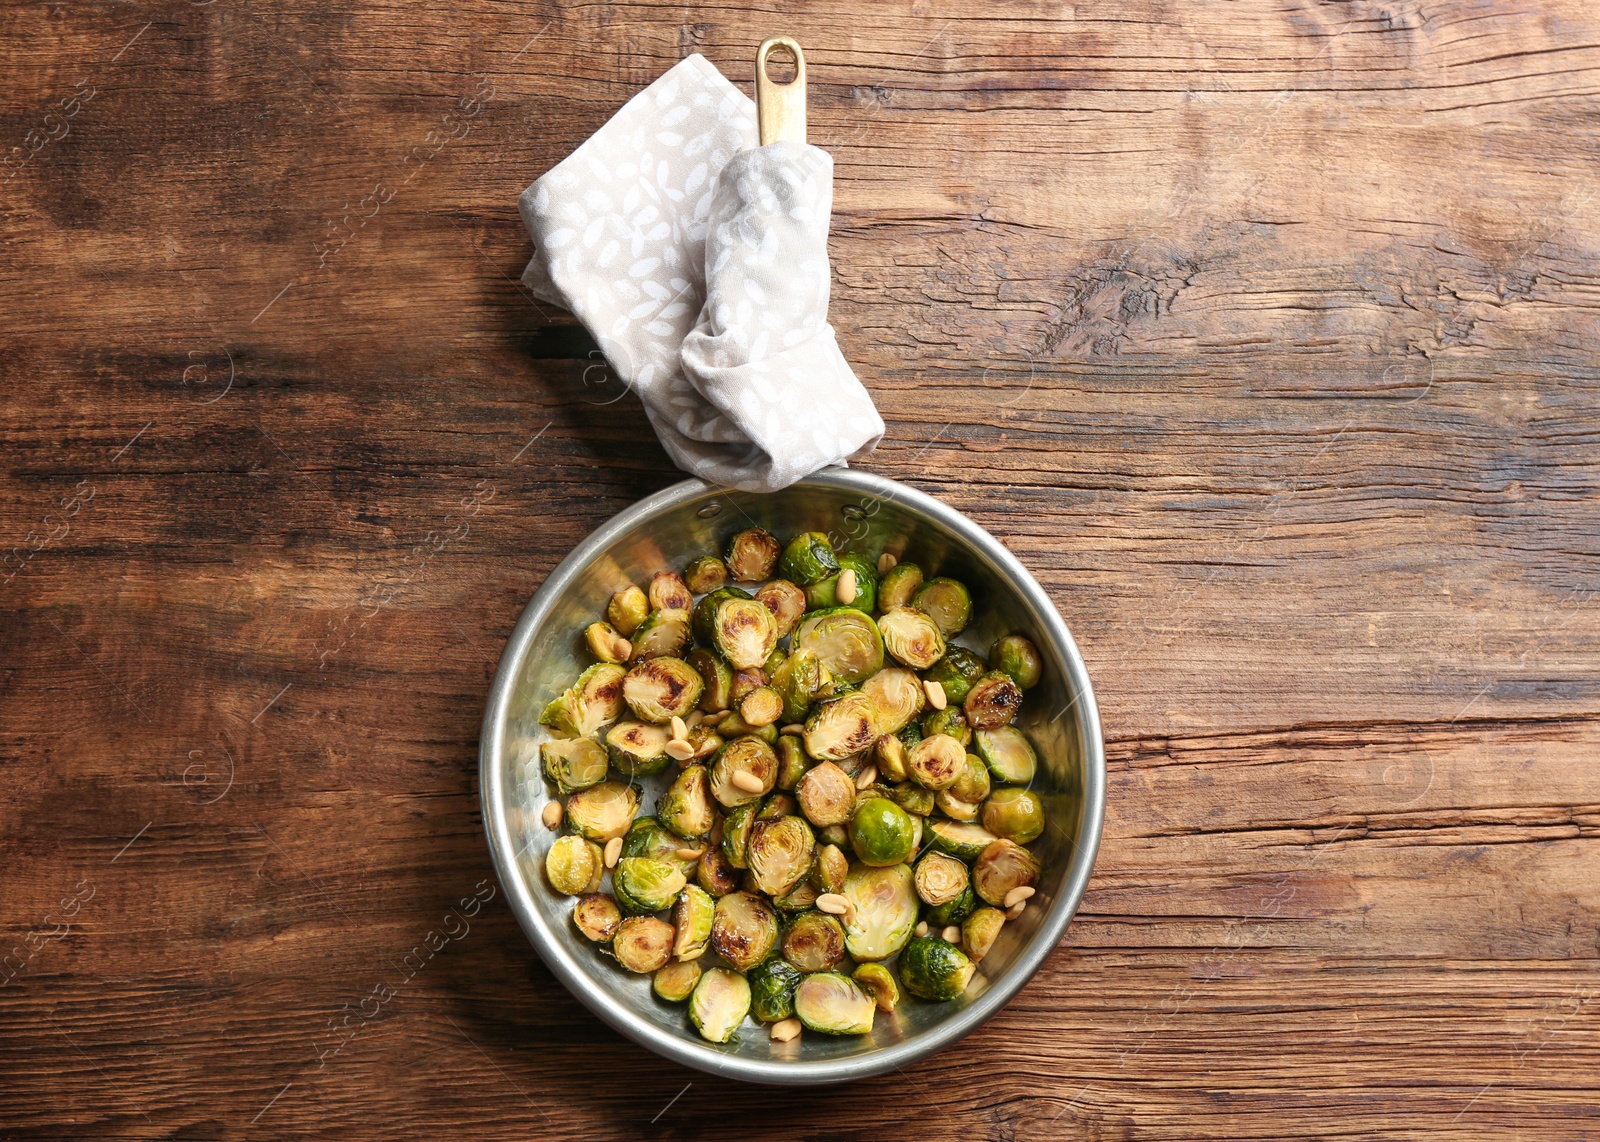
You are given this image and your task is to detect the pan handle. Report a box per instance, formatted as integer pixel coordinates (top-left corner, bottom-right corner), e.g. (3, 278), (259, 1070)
(755, 36), (807, 146)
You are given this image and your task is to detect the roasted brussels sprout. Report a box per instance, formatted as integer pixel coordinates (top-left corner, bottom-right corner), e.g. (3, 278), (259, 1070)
(898, 935), (975, 1001)
(914, 851), (971, 907)
(614, 916), (675, 974)
(923, 646), (986, 707)
(690, 966), (751, 1042)
(962, 905), (1006, 962)
(983, 787), (1046, 845)
(726, 527), (782, 582)
(618, 818), (697, 876)
(607, 584), (649, 637)
(603, 720), (673, 777)
(810, 842), (849, 895)
(791, 608), (884, 685)
(692, 585), (751, 647)
(710, 891), (779, 971)
(540, 662), (626, 738)
(874, 733), (909, 782)
(989, 633), (1042, 690)
(712, 597), (779, 671)
(685, 648), (733, 713)
(622, 657), (704, 724)
(585, 621), (630, 664)
(748, 956), (803, 1022)
(630, 612), (690, 660)
(720, 801), (758, 869)
(951, 751), (993, 805)
(713, 710), (778, 743)
(805, 552), (879, 613)
(861, 667), (925, 735)
(925, 882), (977, 928)
(907, 733), (966, 791)
(972, 839), (1041, 906)
(613, 857), (688, 914)
(849, 797), (917, 867)
(876, 562), (923, 612)
(710, 736), (779, 809)
(729, 667), (766, 703)
(779, 531), (840, 586)
(753, 578), (807, 638)
(770, 648), (832, 724)
(683, 555), (729, 596)
(747, 815), (817, 898)
(781, 909), (846, 972)
(924, 818), (1001, 862)
(648, 571), (693, 617)
(657, 764), (716, 840)
(794, 971), (875, 1036)
(802, 691), (878, 763)
(877, 607), (946, 670)
(922, 704), (972, 747)
(912, 577), (972, 637)
(795, 761), (856, 827)
(653, 958), (702, 1002)
(819, 823), (849, 848)
(964, 670), (1023, 729)
(973, 725), (1038, 785)
(841, 862), (918, 961)
(564, 781), (640, 843)
(697, 847), (741, 897)
(891, 781), (936, 817)
(852, 962), (900, 1012)
(775, 734), (810, 791)
(772, 878), (819, 912)
(546, 835), (603, 895)
(540, 736), (609, 794)
(672, 884), (715, 958)
(934, 789), (982, 822)
(573, 892), (622, 942)
(739, 685), (784, 728)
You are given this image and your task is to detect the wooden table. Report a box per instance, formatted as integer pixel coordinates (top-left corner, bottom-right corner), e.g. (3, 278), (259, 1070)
(4, 2), (1597, 1137)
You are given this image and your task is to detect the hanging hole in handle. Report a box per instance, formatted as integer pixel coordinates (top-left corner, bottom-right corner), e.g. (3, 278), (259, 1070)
(762, 43), (798, 85)
(697, 502), (723, 519)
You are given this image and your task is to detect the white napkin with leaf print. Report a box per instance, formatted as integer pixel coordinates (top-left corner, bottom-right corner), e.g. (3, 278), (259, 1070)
(518, 53), (884, 493)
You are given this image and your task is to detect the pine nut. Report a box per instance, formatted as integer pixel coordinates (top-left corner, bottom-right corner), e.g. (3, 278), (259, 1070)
(1006, 900), (1027, 921)
(704, 710), (730, 726)
(854, 764), (878, 790)
(664, 738), (695, 762)
(877, 552), (897, 574)
(731, 770), (765, 794)
(770, 1017), (802, 1042)
(780, 723), (804, 736)
(670, 715), (688, 741)
(541, 800), (563, 829)
(684, 710), (704, 729)
(942, 925), (961, 943)
(815, 893), (849, 916)
(835, 568), (858, 605)
(915, 920), (929, 937)
(923, 679), (947, 710)
(603, 837), (623, 868)
(612, 637), (633, 661)
(1003, 886), (1036, 908)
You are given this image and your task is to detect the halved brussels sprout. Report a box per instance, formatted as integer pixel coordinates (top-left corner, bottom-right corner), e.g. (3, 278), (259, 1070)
(697, 848), (741, 897)
(573, 892), (622, 942)
(924, 818), (1000, 862)
(740, 686), (784, 728)
(804, 552), (879, 613)
(989, 633), (1043, 690)
(752, 581), (806, 641)
(794, 971), (875, 1036)
(892, 781), (936, 817)
(540, 663), (626, 738)
(795, 761), (856, 827)
(653, 958), (702, 1002)
(710, 736), (779, 809)
(792, 608), (884, 685)
(540, 737), (609, 794)
(726, 527), (782, 582)
(613, 916), (674, 973)
(861, 667), (925, 735)
(922, 704), (972, 748)
(914, 851), (971, 907)
(803, 691), (878, 763)
(683, 555), (729, 596)
(622, 657), (704, 724)
(713, 598), (779, 671)
(546, 835), (603, 895)
(775, 734), (810, 791)
(684, 725), (722, 764)
(630, 612), (690, 660)
(621, 817), (699, 876)
(841, 862), (918, 961)
(779, 531), (840, 586)
(923, 646), (986, 706)
(898, 935), (975, 1001)
(934, 789), (982, 822)
(964, 671), (1023, 730)
(876, 562), (923, 612)
(729, 667), (766, 704)
(962, 905), (1006, 962)
(877, 608), (946, 670)
(607, 585), (649, 637)
(710, 890), (779, 971)
(810, 842), (849, 895)
(720, 801), (758, 869)
(972, 839), (1041, 906)
(771, 648), (832, 724)
(613, 857), (688, 915)
(686, 648), (733, 713)
(603, 720), (672, 777)
(655, 765), (715, 840)
(849, 797), (917, 867)
(773, 879), (819, 912)
(819, 823), (849, 849)
(852, 962), (900, 1012)
(912, 577), (972, 637)
(690, 966), (752, 1043)
(982, 787), (1045, 845)
(585, 621), (630, 664)
(874, 732), (909, 782)
(713, 711), (778, 744)
(907, 734), (966, 791)
(691, 585), (751, 648)
(764, 647), (787, 674)
(951, 752), (993, 804)
(748, 956), (804, 1022)
(782, 909), (846, 972)
(672, 884), (715, 958)
(564, 781), (640, 843)
(974, 725), (1038, 785)
(747, 815), (817, 898)
(648, 571), (693, 617)
(926, 881), (976, 928)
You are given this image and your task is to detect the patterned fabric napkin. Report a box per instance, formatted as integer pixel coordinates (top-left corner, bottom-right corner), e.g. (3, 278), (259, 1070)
(519, 54), (884, 492)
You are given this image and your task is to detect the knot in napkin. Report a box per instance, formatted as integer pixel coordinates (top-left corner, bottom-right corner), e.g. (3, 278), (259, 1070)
(519, 54), (884, 492)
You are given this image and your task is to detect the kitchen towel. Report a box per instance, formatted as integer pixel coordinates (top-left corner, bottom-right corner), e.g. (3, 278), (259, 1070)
(518, 53), (884, 492)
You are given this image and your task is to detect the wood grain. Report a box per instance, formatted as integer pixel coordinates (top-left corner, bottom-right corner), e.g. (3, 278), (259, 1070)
(3, 0), (1598, 1137)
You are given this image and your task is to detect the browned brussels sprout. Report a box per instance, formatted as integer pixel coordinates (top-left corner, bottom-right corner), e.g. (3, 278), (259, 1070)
(907, 734), (966, 791)
(923, 646), (986, 707)
(540, 663), (626, 738)
(613, 916), (674, 973)
(795, 761), (856, 828)
(686, 648), (734, 713)
(781, 910), (846, 972)
(603, 720), (672, 778)
(982, 787), (1045, 845)
(622, 656), (704, 724)
(653, 959), (702, 1002)
(972, 839), (1041, 906)
(802, 691), (878, 763)
(755, 579), (808, 638)
(964, 670), (1023, 730)
(876, 562), (923, 612)
(657, 764), (716, 839)
(810, 842), (849, 895)
(564, 781), (639, 843)
(746, 815), (816, 898)
(697, 848), (741, 897)
(710, 736), (779, 809)
(726, 527), (782, 582)
(861, 667), (925, 735)
(775, 734), (811, 791)
(962, 905), (1006, 962)
(710, 891), (779, 971)
(689, 966), (751, 1042)
(911, 577), (972, 637)
(648, 571), (693, 617)
(683, 555), (729, 596)
(713, 597), (779, 671)
(546, 835), (603, 895)
(988, 633), (1043, 690)
(877, 607), (945, 670)
(629, 612), (690, 660)
(573, 893), (622, 943)
(922, 704), (972, 748)
(607, 584), (649, 636)
(914, 851), (970, 907)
